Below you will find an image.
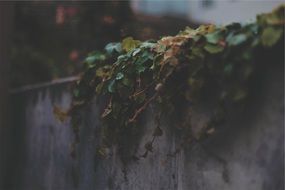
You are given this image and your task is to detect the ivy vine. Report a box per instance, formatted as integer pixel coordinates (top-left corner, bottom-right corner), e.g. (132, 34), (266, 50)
(54, 6), (284, 160)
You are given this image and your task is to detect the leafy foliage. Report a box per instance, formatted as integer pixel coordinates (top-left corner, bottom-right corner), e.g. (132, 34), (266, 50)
(55, 6), (284, 159)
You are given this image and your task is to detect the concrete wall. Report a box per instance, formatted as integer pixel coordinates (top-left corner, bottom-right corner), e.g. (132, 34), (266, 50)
(9, 64), (284, 190)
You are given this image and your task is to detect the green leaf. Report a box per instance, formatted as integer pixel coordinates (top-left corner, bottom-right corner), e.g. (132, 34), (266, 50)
(105, 43), (122, 54)
(204, 44), (224, 54)
(73, 88), (80, 97)
(189, 47), (205, 61)
(136, 51), (151, 65)
(205, 31), (223, 44)
(85, 56), (96, 64)
(122, 37), (141, 52)
(261, 27), (283, 47)
(95, 66), (111, 78)
(116, 72), (124, 80)
(140, 41), (156, 49)
(122, 77), (132, 87)
(227, 34), (247, 46)
(108, 80), (116, 93)
(116, 54), (129, 64)
(136, 64), (146, 73)
(132, 48), (141, 56)
(85, 52), (106, 67)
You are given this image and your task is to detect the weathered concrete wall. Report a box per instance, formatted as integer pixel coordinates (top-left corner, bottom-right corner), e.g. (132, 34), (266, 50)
(10, 64), (284, 190)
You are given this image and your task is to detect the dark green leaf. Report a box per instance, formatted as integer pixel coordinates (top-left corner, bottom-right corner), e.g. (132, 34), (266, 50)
(108, 80), (116, 93)
(73, 88), (80, 97)
(136, 64), (146, 73)
(132, 48), (141, 56)
(204, 44), (224, 54)
(140, 41), (156, 48)
(227, 34), (247, 46)
(116, 72), (124, 80)
(85, 52), (106, 64)
(205, 31), (223, 44)
(122, 77), (133, 87)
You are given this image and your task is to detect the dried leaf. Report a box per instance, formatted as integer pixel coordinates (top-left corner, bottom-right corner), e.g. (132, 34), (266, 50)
(53, 105), (68, 122)
(204, 44), (224, 54)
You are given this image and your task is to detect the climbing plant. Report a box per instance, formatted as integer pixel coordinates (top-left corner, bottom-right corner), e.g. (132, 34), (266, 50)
(54, 6), (284, 159)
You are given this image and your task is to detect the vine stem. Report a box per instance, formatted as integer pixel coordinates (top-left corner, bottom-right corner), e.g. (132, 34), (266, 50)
(129, 81), (155, 99)
(128, 92), (159, 123)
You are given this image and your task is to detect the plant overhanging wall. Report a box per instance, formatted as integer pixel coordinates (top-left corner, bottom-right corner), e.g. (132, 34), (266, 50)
(55, 6), (284, 159)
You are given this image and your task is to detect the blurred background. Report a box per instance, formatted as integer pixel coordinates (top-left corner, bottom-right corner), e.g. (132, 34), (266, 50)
(4, 0), (282, 88)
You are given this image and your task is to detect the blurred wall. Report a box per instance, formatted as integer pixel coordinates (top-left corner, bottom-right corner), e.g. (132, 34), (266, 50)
(187, 0), (284, 24)
(9, 57), (284, 190)
(132, 0), (284, 24)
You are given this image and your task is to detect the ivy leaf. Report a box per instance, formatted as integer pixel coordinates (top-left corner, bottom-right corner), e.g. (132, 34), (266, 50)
(140, 41), (156, 49)
(261, 27), (283, 47)
(116, 54), (130, 65)
(122, 77), (133, 87)
(204, 44), (224, 54)
(73, 88), (80, 98)
(227, 34), (247, 46)
(95, 67), (111, 78)
(116, 72), (124, 80)
(205, 31), (223, 44)
(136, 51), (151, 65)
(189, 47), (205, 61)
(132, 48), (141, 56)
(136, 64), (146, 73)
(105, 42), (122, 54)
(85, 52), (106, 65)
(108, 80), (116, 93)
(122, 37), (141, 52)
